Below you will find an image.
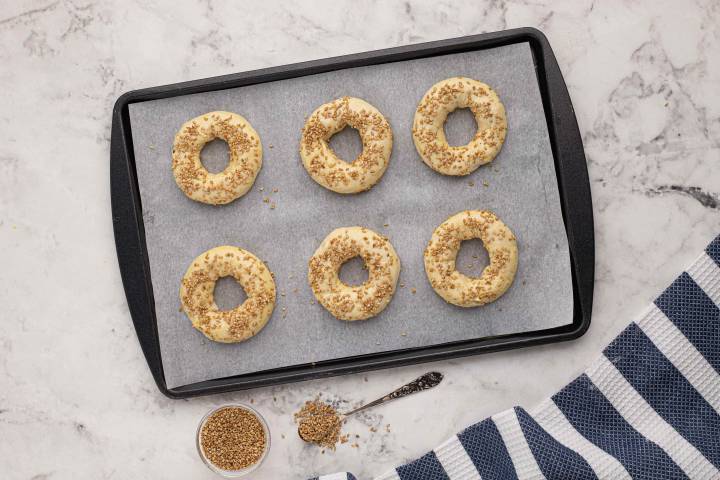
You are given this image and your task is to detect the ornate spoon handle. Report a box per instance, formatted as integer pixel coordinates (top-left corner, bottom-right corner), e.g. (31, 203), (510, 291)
(343, 372), (444, 417)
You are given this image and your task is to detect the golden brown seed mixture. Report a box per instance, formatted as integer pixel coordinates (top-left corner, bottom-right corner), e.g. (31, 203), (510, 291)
(200, 407), (266, 471)
(294, 400), (343, 449)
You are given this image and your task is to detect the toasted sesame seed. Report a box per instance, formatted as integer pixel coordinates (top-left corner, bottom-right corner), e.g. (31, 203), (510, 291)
(199, 407), (266, 470)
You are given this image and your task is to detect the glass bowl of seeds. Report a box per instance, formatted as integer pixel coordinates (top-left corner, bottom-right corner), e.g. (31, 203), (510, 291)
(196, 404), (270, 477)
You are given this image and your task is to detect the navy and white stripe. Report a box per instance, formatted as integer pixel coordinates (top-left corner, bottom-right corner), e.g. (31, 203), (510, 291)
(311, 473), (357, 480)
(312, 235), (720, 480)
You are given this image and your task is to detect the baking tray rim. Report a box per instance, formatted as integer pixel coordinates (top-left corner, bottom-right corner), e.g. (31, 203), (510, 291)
(110, 27), (594, 399)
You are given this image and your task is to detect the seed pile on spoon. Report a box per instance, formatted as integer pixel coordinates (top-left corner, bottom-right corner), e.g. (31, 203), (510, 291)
(294, 399), (343, 449)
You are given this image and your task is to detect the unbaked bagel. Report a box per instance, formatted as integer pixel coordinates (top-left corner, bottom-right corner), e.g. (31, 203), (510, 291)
(180, 246), (276, 343)
(413, 77), (507, 176)
(424, 210), (518, 307)
(172, 111), (262, 205)
(308, 226), (400, 320)
(300, 97), (393, 194)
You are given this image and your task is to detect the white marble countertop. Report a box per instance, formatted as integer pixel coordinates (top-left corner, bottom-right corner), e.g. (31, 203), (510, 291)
(1, 1), (719, 479)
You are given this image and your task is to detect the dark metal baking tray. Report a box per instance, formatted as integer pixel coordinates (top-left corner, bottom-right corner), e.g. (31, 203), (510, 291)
(110, 27), (594, 399)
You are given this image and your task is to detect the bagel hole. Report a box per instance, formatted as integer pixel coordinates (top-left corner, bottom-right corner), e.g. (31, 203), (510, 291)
(456, 239), (490, 278)
(213, 276), (248, 310)
(200, 139), (231, 173)
(339, 256), (369, 286)
(328, 126), (363, 162)
(444, 108), (477, 147)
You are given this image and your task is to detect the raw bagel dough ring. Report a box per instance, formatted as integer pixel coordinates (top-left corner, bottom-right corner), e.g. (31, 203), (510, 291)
(300, 97), (393, 194)
(308, 227), (400, 321)
(412, 77), (507, 176)
(172, 111), (262, 205)
(180, 246), (276, 343)
(424, 210), (518, 307)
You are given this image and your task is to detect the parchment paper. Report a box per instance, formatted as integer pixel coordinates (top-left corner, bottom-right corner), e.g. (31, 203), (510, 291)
(129, 42), (573, 389)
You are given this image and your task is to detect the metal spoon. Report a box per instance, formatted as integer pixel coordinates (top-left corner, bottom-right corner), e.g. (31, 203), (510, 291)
(298, 371), (444, 441)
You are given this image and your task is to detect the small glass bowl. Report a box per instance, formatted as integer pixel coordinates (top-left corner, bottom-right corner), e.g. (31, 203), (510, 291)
(196, 403), (271, 478)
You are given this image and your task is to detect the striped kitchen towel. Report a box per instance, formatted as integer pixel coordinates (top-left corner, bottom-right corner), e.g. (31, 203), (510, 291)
(310, 234), (720, 480)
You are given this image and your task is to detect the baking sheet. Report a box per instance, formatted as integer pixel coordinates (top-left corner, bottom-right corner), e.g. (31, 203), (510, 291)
(129, 42), (573, 389)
